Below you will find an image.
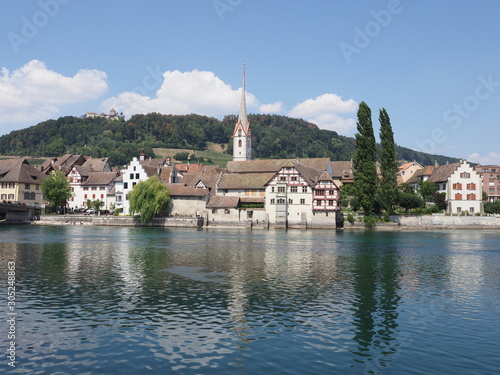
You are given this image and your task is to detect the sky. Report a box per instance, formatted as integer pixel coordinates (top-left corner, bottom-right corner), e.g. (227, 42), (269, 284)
(1, 0), (500, 164)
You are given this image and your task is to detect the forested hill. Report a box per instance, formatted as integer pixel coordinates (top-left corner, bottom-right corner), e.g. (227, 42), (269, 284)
(0, 113), (459, 167)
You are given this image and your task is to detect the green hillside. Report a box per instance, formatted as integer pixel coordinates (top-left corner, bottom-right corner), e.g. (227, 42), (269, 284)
(0, 113), (459, 167)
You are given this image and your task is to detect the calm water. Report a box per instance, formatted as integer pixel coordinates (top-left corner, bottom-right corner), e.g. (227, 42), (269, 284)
(0, 226), (499, 375)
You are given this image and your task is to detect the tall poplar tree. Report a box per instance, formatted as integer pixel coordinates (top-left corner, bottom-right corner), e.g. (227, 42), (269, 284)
(353, 102), (378, 214)
(378, 108), (399, 213)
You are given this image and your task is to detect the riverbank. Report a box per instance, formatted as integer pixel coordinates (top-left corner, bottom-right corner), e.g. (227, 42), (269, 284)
(31, 213), (500, 229)
(344, 214), (500, 229)
(34, 215), (204, 228)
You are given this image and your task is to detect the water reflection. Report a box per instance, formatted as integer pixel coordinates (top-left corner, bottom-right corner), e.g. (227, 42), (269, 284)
(0, 226), (499, 374)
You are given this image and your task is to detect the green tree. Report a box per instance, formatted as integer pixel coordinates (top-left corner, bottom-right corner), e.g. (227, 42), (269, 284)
(129, 176), (170, 224)
(86, 199), (104, 212)
(418, 180), (438, 201)
(433, 192), (448, 211)
(484, 201), (500, 214)
(398, 191), (425, 214)
(378, 108), (399, 213)
(353, 102), (378, 214)
(41, 171), (72, 209)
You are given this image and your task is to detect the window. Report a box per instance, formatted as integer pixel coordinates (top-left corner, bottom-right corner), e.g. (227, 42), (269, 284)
(8, 194), (14, 200)
(135, 173), (140, 179)
(466, 183), (476, 190)
(270, 199), (275, 204)
(278, 186), (286, 193)
(25, 184), (30, 190)
(492, 169), (496, 172)
(460, 172), (470, 178)
(212, 209), (217, 214)
(457, 207), (462, 213)
(124, 182), (128, 189)
(84, 194), (88, 199)
(300, 199), (305, 204)
(36, 185), (39, 190)
(277, 198), (286, 204)
(288, 199), (293, 204)
(328, 200), (335, 206)
(91, 187), (97, 191)
(238, 139), (242, 147)
(271, 187), (275, 193)
(133, 166), (136, 171)
(455, 193), (462, 200)
(92, 194), (96, 199)
(83, 187), (89, 191)
(314, 189), (325, 196)
(24, 192), (35, 200)
(290, 186), (297, 193)
(291, 176), (297, 181)
(100, 194), (104, 199)
(453, 183), (462, 190)
(302, 186), (308, 193)
(1, 194), (6, 199)
(280, 176), (286, 181)
(470, 207), (475, 214)
(224, 209), (230, 214)
(466, 194), (476, 200)
(130, 173), (134, 180)
(328, 190), (335, 195)
(100, 187), (105, 191)
(71, 187), (74, 192)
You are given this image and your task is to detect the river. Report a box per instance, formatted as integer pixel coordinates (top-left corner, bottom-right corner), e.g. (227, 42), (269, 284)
(0, 225), (499, 374)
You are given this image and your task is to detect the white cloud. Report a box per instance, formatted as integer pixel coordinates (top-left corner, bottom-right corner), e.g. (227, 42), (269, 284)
(0, 60), (108, 127)
(468, 152), (500, 165)
(288, 93), (358, 134)
(259, 101), (285, 114)
(101, 69), (259, 119)
(101, 70), (357, 135)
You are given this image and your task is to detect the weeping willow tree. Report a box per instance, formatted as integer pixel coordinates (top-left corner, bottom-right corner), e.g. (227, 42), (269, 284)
(129, 176), (170, 224)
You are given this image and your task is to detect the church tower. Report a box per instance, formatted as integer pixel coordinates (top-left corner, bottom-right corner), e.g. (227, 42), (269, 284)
(232, 64), (251, 161)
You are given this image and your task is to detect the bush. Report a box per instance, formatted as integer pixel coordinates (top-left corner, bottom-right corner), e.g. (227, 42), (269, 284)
(363, 215), (377, 228)
(173, 151), (189, 161)
(350, 197), (361, 212)
(346, 213), (355, 224)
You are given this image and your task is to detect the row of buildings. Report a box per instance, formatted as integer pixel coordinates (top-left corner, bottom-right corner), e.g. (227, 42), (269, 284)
(1, 68), (498, 223)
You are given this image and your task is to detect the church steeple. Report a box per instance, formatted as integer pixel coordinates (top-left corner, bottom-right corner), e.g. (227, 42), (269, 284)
(232, 63), (252, 161)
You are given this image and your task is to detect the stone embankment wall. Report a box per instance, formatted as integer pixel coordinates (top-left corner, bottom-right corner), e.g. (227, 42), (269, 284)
(35, 215), (203, 228)
(393, 214), (500, 228)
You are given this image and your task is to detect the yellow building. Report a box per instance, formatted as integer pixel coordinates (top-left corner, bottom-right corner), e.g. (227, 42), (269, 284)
(0, 159), (46, 206)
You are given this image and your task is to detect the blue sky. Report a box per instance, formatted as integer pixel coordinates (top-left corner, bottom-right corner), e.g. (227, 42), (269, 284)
(1, 0), (500, 164)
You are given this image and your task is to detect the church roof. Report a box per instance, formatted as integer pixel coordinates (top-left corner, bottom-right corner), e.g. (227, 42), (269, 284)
(226, 158), (331, 174)
(218, 172), (275, 189)
(233, 63), (250, 136)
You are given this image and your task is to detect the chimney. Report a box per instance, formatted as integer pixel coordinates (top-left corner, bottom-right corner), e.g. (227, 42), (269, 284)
(434, 160), (439, 167)
(165, 157), (172, 166)
(140, 148), (146, 161)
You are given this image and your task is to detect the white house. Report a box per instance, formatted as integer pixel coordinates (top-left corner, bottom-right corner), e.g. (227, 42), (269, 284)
(446, 160), (483, 215)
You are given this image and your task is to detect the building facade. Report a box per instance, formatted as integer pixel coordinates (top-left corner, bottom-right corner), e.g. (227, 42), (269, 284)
(475, 165), (500, 202)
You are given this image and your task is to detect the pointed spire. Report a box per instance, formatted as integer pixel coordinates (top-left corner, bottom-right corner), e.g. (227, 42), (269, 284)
(237, 63), (249, 133)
